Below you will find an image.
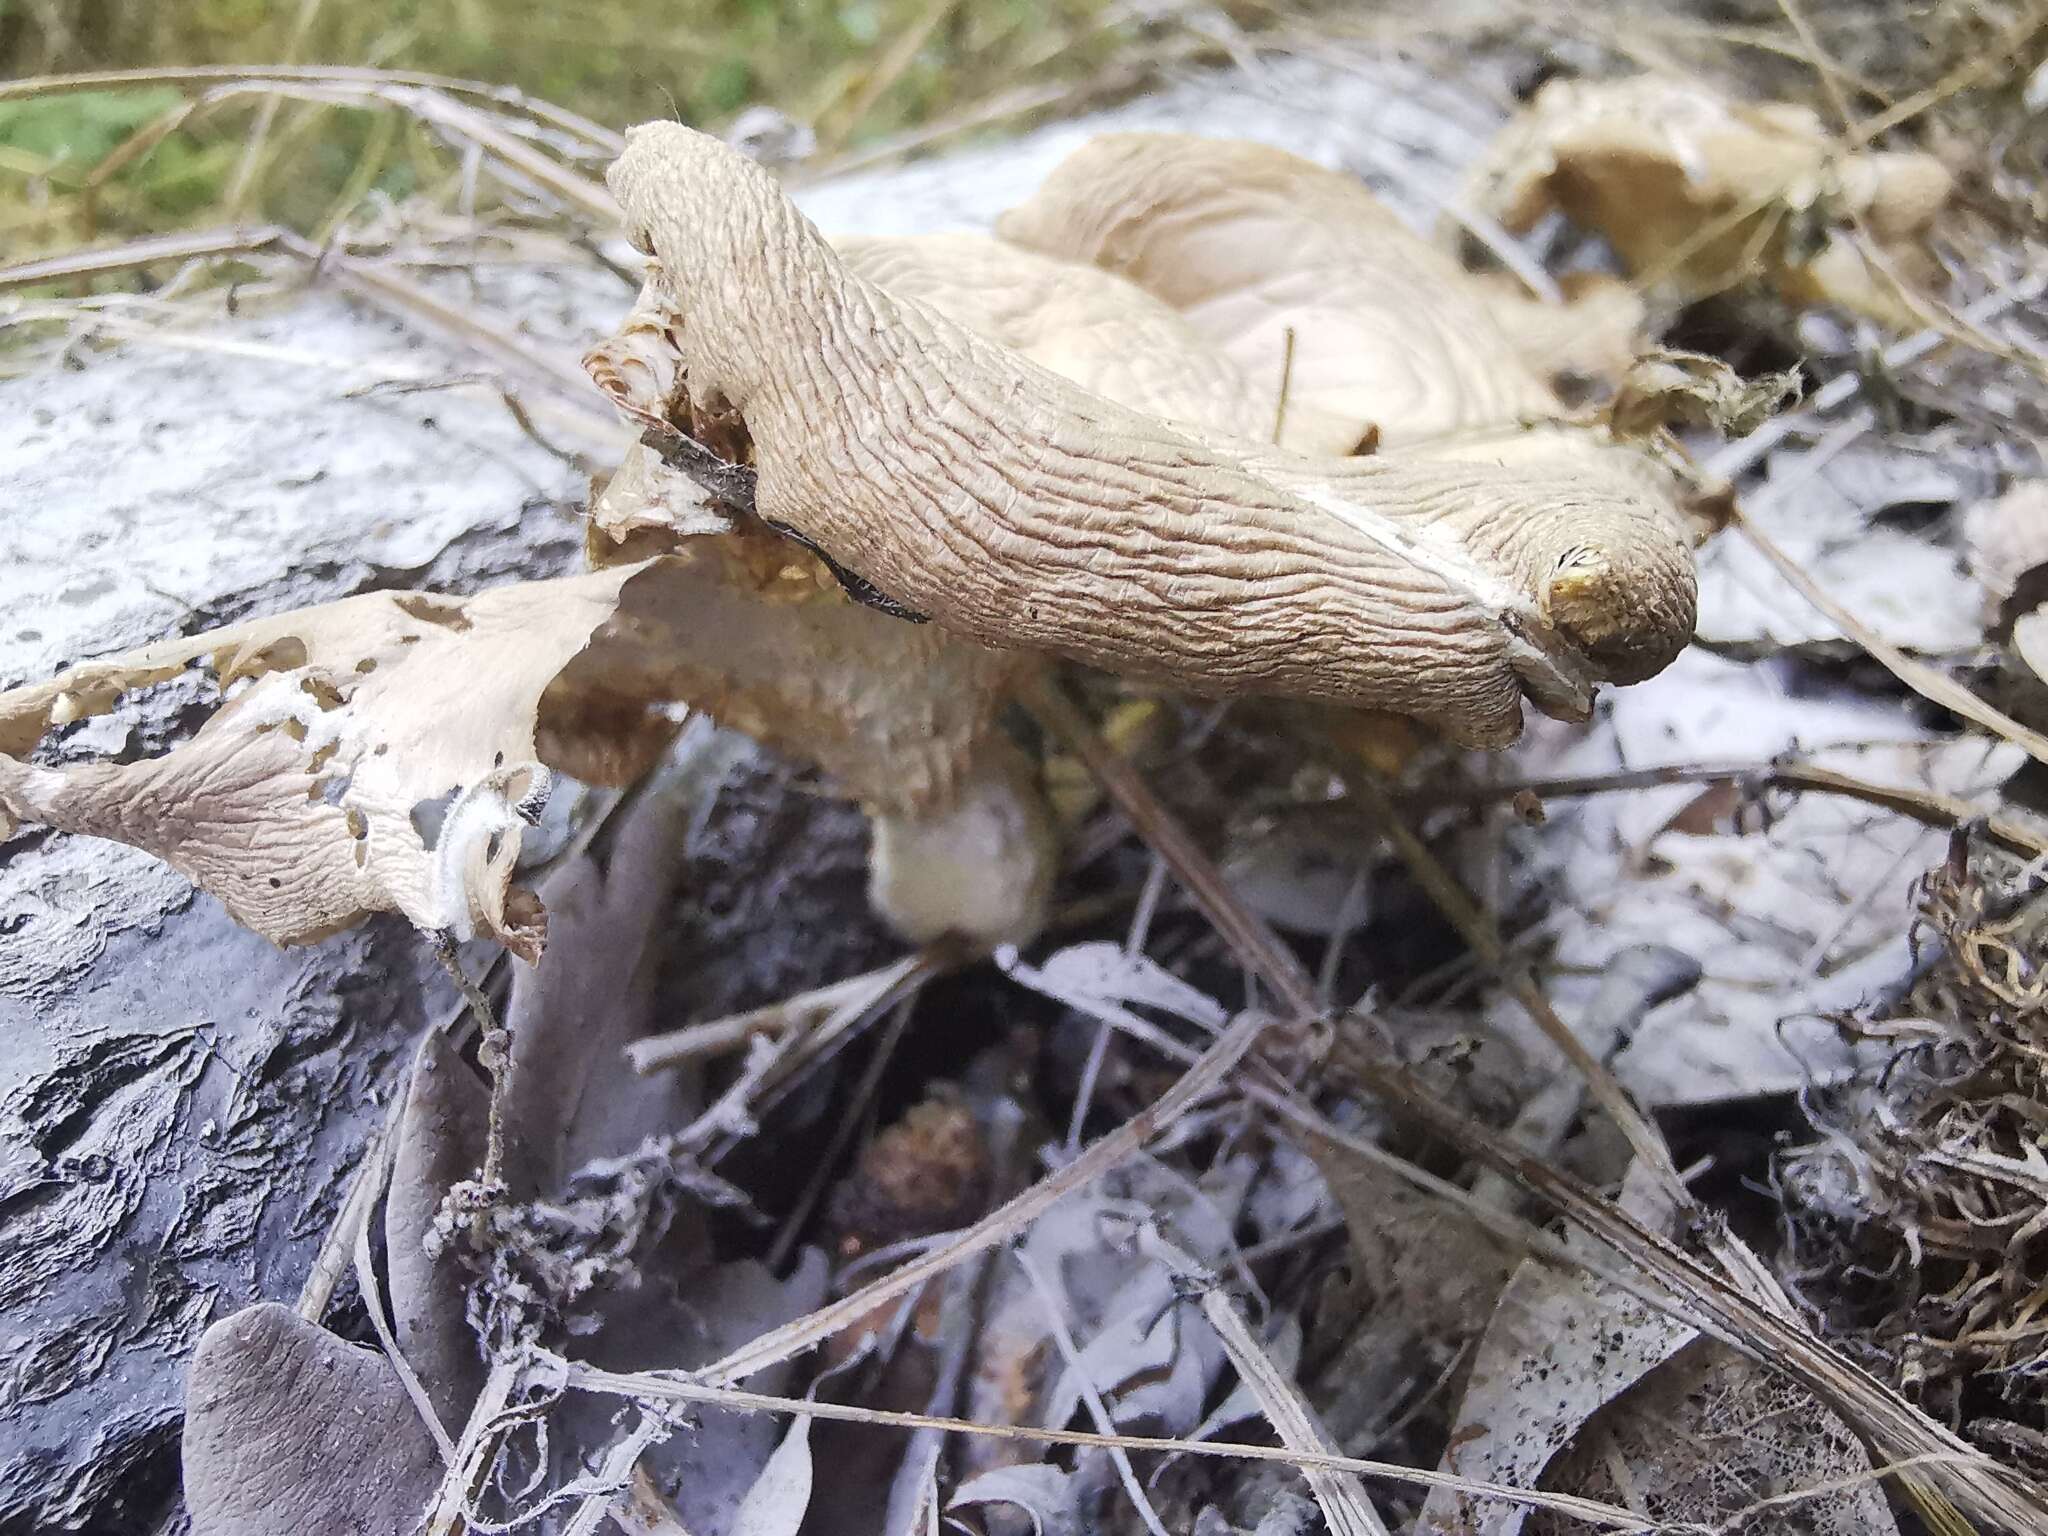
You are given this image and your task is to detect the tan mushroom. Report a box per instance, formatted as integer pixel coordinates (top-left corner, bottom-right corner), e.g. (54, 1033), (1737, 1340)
(606, 122), (1697, 749)
(986, 132), (1695, 521)
(0, 124), (1708, 969)
(993, 132), (1569, 449)
(1460, 75), (1952, 330)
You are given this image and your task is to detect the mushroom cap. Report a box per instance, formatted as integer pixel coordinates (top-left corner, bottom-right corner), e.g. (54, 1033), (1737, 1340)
(836, 231), (1360, 451)
(995, 131), (1560, 447)
(606, 122), (1697, 747)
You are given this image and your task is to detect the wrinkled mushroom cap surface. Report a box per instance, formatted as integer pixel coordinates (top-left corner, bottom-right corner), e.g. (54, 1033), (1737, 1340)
(605, 122), (1697, 747)
(995, 132), (1562, 447)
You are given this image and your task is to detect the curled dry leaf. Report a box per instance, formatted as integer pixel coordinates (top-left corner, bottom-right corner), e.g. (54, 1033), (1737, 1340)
(606, 123), (1698, 746)
(1463, 75), (1953, 330)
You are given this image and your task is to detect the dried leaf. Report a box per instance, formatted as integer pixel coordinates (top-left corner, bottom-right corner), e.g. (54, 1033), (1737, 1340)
(949, 1464), (1084, 1536)
(1415, 1169), (1694, 1536)
(732, 1416), (815, 1536)
(1527, 1340), (1900, 1536)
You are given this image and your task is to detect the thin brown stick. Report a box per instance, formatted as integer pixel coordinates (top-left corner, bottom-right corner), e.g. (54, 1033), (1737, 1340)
(692, 1004), (1269, 1386)
(1020, 671), (1319, 1015)
(1300, 717), (1688, 1197)
(1406, 758), (2048, 861)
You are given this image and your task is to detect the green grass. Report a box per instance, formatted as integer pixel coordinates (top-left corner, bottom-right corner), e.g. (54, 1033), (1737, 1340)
(0, 0), (1127, 257)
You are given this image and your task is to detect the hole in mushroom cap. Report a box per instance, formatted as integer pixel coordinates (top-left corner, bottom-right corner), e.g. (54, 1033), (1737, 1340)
(394, 593), (473, 632)
(410, 787), (461, 851)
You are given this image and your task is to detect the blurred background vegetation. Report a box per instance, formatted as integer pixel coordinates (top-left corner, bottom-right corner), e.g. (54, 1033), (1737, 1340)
(0, 0), (1158, 256)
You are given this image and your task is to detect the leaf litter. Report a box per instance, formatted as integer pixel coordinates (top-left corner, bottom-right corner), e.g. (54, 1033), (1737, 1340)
(11, 7), (2048, 1535)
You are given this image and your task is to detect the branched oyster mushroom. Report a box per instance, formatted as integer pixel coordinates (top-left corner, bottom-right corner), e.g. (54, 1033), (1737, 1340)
(605, 122), (1697, 748)
(0, 575), (641, 959)
(0, 125), (1708, 968)
(835, 232), (1365, 451)
(1461, 75), (1953, 330)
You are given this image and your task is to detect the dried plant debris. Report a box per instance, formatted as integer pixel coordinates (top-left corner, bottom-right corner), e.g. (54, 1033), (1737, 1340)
(28, 36), (2048, 1535)
(1777, 832), (2048, 1441)
(183, 785), (831, 1536)
(1465, 74), (1954, 330)
(1695, 438), (1988, 657)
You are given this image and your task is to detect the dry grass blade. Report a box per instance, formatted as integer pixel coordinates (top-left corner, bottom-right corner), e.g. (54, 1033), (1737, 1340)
(0, 226), (292, 292)
(1706, 273), (2048, 480)
(0, 63), (624, 153)
(628, 951), (938, 1075)
(558, 1358), (1657, 1529)
(1728, 501), (2048, 772)
(1305, 717), (1692, 1203)
(1142, 1227), (1391, 1536)
(1016, 1248), (1174, 1536)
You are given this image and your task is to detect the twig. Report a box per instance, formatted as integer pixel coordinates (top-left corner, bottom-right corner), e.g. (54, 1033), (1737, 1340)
(1019, 670), (1319, 1017)
(1016, 1247), (1174, 1536)
(0, 225), (293, 292)
(1142, 1227), (1391, 1536)
(559, 1357), (1657, 1530)
(1403, 757), (2048, 861)
(764, 997), (915, 1271)
(1300, 717), (1691, 1200)
(628, 950), (934, 1074)
(691, 1005), (1269, 1386)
